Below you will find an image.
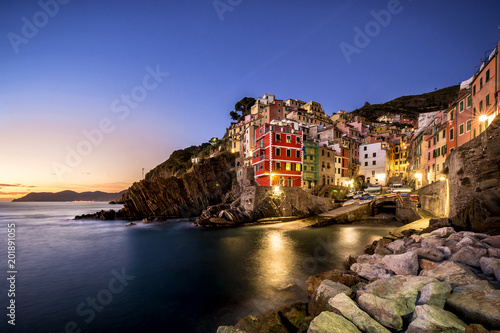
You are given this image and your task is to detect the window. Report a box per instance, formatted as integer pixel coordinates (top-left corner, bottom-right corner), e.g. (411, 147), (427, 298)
(479, 124), (483, 133)
(473, 107), (476, 116)
(364, 146), (367, 151)
(296, 136), (301, 144)
(255, 164), (259, 172)
(473, 85), (476, 95)
(286, 135), (291, 143)
(486, 94), (490, 106)
(437, 164), (440, 172)
(459, 100), (464, 112)
(327, 152), (330, 157)
(296, 164), (301, 171)
(466, 120), (471, 132)
(449, 110), (454, 121)
(480, 100), (483, 111)
(260, 162), (263, 169)
(276, 148), (281, 156)
(276, 162), (281, 170)
(428, 152), (430, 160)
(364, 154), (368, 158)
(338, 168), (340, 174)
(372, 170), (375, 176)
(441, 145), (446, 156)
(450, 128), (454, 141)
(304, 166), (307, 171)
(480, 77), (483, 89)
(285, 163), (291, 171)
(310, 166), (314, 171)
(442, 130), (446, 139)
(486, 69), (490, 82)
(296, 150), (300, 158)
(275, 134), (281, 142)
(327, 162), (331, 169)
(364, 162), (368, 166)
(322, 150), (325, 156)
(372, 161), (376, 165)
(459, 124), (464, 135)
(467, 95), (472, 107)
(473, 128), (477, 138)
(373, 153), (376, 157)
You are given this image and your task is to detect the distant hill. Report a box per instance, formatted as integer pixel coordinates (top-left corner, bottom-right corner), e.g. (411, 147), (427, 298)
(12, 190), (127, 202)
(350, 85), (460, 122)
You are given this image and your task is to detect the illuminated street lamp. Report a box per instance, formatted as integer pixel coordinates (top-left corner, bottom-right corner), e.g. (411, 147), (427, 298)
(479, 115), (488, 122)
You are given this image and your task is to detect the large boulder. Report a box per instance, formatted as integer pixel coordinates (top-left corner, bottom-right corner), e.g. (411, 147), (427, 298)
(416, 281), (452, 308)
(356, 276), (439, 330)
(413, 248), (447, 262)
(386, 239), (406, 254)
(479, 257), (500, 280)
(328, 293), (390, 333)
(235, 309), (288, 333)
(307, 311), (361, 333)
(308, 280), (352, 317)
(447, 283), (500, 329)
(420, 261), (484, 287)
(450, 246), (488, 267)
(305, 269), (363, 297)
(356, 293), (403, 330)
(350, 263), (393, 281)
(276, 302), (308, 331)
(406, 304), (468, 333)
(430, 227), (456, 238)
(382, 251), (419, 275)
(483, 235), (500, 248)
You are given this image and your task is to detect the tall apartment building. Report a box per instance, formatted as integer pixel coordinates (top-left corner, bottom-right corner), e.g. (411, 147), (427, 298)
(252, 124), (303, 187)
(471, 42), (499, 138)
(359, 142), (390, 186)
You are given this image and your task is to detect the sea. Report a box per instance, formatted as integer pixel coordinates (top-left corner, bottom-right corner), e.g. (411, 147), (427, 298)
(0, 202), (394, 333)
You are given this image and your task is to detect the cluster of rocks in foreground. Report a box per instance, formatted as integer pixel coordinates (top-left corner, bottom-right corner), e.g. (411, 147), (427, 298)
(217, 227), (500, 332)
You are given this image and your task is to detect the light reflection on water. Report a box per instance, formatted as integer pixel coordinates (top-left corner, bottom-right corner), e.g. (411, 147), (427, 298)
(0, 203), (395, 333)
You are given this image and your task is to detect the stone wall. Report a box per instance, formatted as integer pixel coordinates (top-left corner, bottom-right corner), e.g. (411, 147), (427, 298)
(240, 186), (334, 217)
(396, 200), (421, 223)
(447, 116), (500, 234)
(417, 180), (448, 217)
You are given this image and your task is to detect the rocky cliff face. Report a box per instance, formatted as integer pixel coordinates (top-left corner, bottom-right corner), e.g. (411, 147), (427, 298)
(448, 116), (500, 234)
(119, 152), (235, 219)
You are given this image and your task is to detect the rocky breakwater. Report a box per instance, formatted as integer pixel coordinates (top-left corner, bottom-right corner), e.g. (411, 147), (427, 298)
(118, 152), (235, 220)
(217, 226), (500, 332)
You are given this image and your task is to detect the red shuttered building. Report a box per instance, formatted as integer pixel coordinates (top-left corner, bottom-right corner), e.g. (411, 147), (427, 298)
(252, 124), (303, 187)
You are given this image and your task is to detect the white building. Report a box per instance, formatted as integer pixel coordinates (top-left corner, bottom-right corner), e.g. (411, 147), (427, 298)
(359, 142), (390, 186)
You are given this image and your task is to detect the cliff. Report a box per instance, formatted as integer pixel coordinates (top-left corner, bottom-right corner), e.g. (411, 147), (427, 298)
(447, 115), (500, 234)
(119, 152), (235, 219)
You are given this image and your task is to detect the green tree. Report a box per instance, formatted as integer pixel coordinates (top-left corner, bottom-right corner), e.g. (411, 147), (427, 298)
(229, 110), (239, 121)
(235, 97), (256, 117)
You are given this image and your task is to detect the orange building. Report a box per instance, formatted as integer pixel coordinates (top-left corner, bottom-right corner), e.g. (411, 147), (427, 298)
(470, 41), (499, 138)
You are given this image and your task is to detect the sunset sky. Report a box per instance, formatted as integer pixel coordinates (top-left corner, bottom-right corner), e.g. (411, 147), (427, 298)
(1, 0), (499, 201)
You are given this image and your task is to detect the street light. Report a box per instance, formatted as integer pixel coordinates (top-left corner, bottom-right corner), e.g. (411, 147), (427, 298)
(479, 115), (488, 122)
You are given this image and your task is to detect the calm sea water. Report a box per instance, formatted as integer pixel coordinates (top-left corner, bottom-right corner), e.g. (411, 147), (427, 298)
(0, 202), (393, 333)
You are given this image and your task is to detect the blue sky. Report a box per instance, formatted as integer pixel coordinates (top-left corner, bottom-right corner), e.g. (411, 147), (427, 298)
(1, 0), (499, 199)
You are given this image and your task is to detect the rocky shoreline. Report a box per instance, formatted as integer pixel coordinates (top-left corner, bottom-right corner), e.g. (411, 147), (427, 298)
(217, 225), (500, 333)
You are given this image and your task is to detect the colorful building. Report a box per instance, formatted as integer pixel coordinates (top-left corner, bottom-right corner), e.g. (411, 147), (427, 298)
(359, 142), (389, 186)
(471, 42), (499, 139)
(252, 124), (303, 187)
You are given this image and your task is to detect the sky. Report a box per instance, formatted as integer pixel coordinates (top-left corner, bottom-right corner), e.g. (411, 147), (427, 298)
(1, 0), (499, 201)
